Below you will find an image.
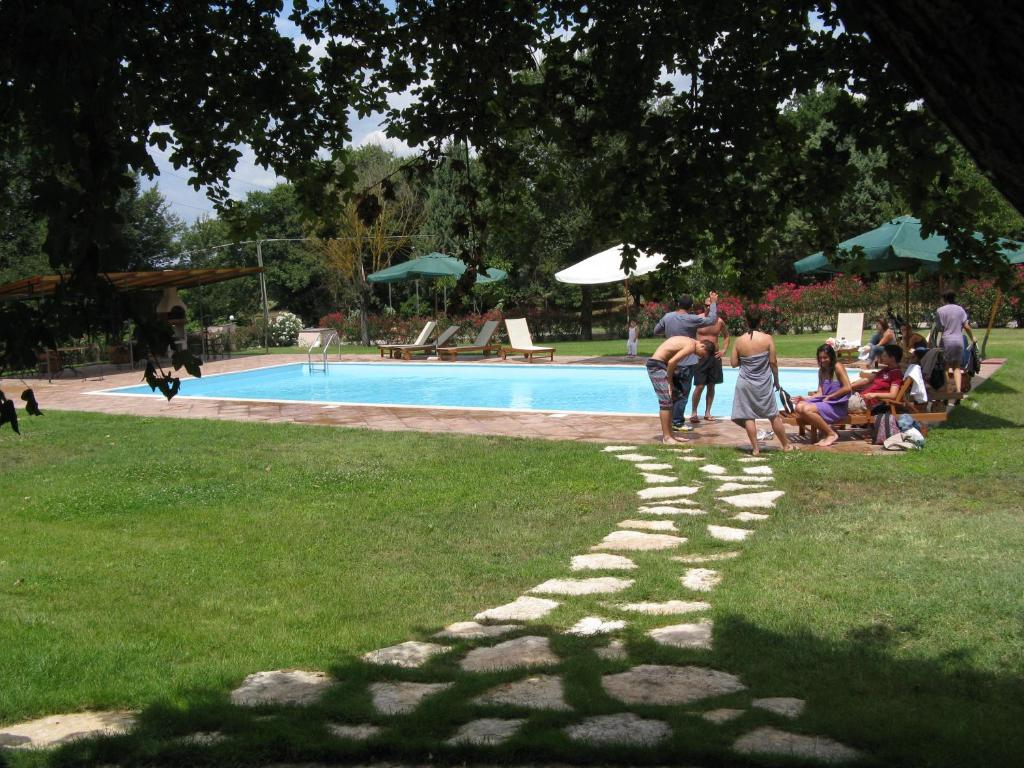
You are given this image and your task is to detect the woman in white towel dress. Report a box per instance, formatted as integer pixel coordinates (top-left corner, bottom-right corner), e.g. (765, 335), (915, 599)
(730, 308), (794, 455)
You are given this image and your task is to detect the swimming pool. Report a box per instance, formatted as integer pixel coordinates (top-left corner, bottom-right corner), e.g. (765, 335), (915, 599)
(103, 362), (821, 417)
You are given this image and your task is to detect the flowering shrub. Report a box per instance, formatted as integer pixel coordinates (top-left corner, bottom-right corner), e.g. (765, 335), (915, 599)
(268, 311), (303, 346)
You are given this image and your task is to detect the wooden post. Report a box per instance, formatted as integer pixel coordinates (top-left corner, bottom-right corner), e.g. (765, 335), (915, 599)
(980, 289), (1003, 359)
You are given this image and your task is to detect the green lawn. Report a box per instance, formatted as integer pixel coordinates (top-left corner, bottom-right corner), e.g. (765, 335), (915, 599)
(1, 331), (1022, 767)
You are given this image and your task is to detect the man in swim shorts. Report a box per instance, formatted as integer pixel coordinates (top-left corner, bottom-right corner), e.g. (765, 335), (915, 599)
(646, 337), (717, 443)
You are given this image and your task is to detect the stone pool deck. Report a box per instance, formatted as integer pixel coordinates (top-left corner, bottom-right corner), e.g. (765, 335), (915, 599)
(2, 353), (1003, 452)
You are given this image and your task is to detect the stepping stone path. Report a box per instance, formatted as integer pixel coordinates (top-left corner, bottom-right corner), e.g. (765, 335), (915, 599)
(752, 696), (806, 718)
(593, 530), (687, 551)
(435, 621), (521, 639)
(474, 674), (572, 711)
(637, 485), (700, 500)
(363, 640), (449, 668)
(231, 669), (335, 706)
(595, 639), (628, 660)
(475, 596), (559, 622)
(743, 466), (774, 475)
(614, 599), (711, 615)
(635, 462), (674, 471)
(699, 464), (728, 474)
(447, 718), (525, 746)
(641, 472), (678, 483)
(328, 723), (382, 740)
(702, 708), (745, 724)
(460, 636), (559, 672)
(738, 456), (768, 462)
(370, 681), (453, 714)
(570, 553), (636, 571)
(566, 616), (627, 636)
(714, 474), (774, 482)
(565, 713), (671, 746)
(649, 620), (714, 650)
(603, 664), (746, 705)
(0, 711), (137, 750)
(733, 511), (770, 522)
(677, 455), (704, 461)
(177, 731), (228, 746)
(733, 726), (863, 763)
(528, 576), (634, 595)
(602, 445), (637, 452)
(618, 518), (678, 531)
(674, 551), (741, 563)
(681, 568), (722, 592)
(719, 490), (786, 508)
(637, 504), (706, 516)
(615, 453), (657, 462)
(717, 481), (770, 493)
(707, 524), (755, 542)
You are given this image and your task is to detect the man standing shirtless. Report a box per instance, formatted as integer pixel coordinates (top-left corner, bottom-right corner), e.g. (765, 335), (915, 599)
(646, 337), (717, 443)
(689, 301), (730, 423)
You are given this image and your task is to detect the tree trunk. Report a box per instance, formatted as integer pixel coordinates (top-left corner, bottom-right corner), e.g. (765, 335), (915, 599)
(357, 260), (370, 346)
(580, 285), (593, 340)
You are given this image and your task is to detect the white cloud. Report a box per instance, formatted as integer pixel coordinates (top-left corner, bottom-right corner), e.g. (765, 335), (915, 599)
(355, 129), (421, 157)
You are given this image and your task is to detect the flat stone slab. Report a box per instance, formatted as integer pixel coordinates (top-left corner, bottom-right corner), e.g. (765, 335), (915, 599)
(738, 456), (768, 462)
(0, 711), (137, 749)
(732, 511), (770, 522)
(707, 524), (755, 542)
(177, 730), (228, 746)
(613, 599), (711, 615)
(714, 475), (773, 483)
(743, 466), (774, 475)
(529, 576), (634, 595)
(593, 530), (687, 551)
(618, 518), (678, 531)
(475, 596), (559, 622)
(327, 723), (382, 740)
(460, 635), (559, 672)
(719, 491), (785, 509)
(369, 681), (454, 714)
(614, 453), (657, 462)
(474, 674), (571, 710)
(702, 708), (745, 724)
(635, 463), (674, 471)
(661, 447), (693, 453)
(677, 456), (704, 462)
(434, 621), (521, 639)
(637, 504), (705, 516)
(603, 664), (746, 705)
(571, 553), (637, 571)
(649, 619), (714, 650)
(673, 551), (741, 563)
(637, 485), (700, 500)
(564, 713), (671, 746)
(447, 718), (525, 746)
(602, 445), (637, 452)
(595, 639), (628, 660)
(717, 482), (771, 493)
(641, 472), (678, 484)
(681, 568), (722, 592)
(699, 464), (728, 474)
(733, 726), (863, 763)
(363, 640), (449, 668)
(566, 616), (627, 636)
(231, 669), (335, 706)
(752, 697), (806, 718)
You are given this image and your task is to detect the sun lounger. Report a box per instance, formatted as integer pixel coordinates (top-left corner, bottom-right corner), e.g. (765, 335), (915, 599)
(501, 318), (555, 362)
(382, 324), (460, 361)
(437, 320), (501, 361)
(834, 312), (864, 362)
(379, 320), (436, 359)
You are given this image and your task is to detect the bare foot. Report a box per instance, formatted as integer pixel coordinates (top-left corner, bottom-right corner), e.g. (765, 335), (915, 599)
(781, 444), (797, 452)
(815, 433), (839, 447)
(750, 447), (761, 456)
(660, 435), (689, 444)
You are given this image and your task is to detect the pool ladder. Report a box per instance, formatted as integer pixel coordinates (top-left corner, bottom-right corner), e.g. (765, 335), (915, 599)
(307, 331), (339, 373)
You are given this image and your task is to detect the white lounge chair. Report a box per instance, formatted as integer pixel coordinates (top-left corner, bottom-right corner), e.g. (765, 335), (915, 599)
(501, 318), (555, 362)
(437, 319), (501, 360)
(378, 320), (436, 359)
(382, 323), (461, 361)
(834, 312), (864, 362)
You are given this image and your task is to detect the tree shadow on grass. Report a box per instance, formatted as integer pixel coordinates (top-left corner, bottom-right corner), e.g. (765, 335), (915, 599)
(26, 612), (1024, 768)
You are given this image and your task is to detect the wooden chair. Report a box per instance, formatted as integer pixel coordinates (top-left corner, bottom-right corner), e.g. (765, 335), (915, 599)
(378, 320), (436, 359)
(501, 318), (555, 362)
(437, 320), (501, 361)
(382, 324), (460, 361)
(834, 312), (864, 363)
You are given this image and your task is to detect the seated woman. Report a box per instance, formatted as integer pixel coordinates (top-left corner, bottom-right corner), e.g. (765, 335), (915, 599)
(866, 318), (896, 366)
(793, 343), (852, 447)
(900, 323), (927, 361)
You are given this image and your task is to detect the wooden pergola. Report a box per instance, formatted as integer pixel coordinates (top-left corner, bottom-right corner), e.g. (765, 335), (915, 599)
(0, 267), (263, 301)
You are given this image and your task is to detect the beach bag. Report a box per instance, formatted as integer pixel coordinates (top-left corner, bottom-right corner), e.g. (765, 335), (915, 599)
(872, 413), (901, 445)
(778, 387), (795, 415)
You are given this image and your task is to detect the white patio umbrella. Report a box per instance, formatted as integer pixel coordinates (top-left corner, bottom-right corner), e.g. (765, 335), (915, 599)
(555, 243), (690, 319)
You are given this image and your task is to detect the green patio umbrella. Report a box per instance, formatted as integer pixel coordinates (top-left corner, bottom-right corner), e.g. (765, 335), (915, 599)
(366, 252), (506, 313)
(794, 215), (1024, 339)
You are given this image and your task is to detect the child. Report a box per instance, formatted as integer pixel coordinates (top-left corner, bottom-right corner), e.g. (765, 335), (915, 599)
(646, 337), (715, 443)
(626, 319), (638, 358)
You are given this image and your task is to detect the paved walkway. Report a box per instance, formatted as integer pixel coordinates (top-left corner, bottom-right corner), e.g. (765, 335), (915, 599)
(10, 352), (996, 451)
(0, 446), (864, 763)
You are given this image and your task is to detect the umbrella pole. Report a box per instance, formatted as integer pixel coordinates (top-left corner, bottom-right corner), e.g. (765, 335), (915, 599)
(415, 280), (420, 315)
(624, 277), (630, 323)
(904, 272), (911, 327)
(981, 288), (1002, 359)
(388, 284), (392, 309)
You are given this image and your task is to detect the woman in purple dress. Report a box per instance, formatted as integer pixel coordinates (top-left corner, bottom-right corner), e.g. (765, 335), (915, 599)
(793, 344), (853, 447)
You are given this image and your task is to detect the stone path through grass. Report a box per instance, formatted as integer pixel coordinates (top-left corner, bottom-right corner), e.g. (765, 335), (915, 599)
(0, 443), (865, 765)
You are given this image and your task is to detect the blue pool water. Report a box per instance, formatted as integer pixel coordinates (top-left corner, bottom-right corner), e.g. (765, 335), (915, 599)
(105, 362), (821, 417)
